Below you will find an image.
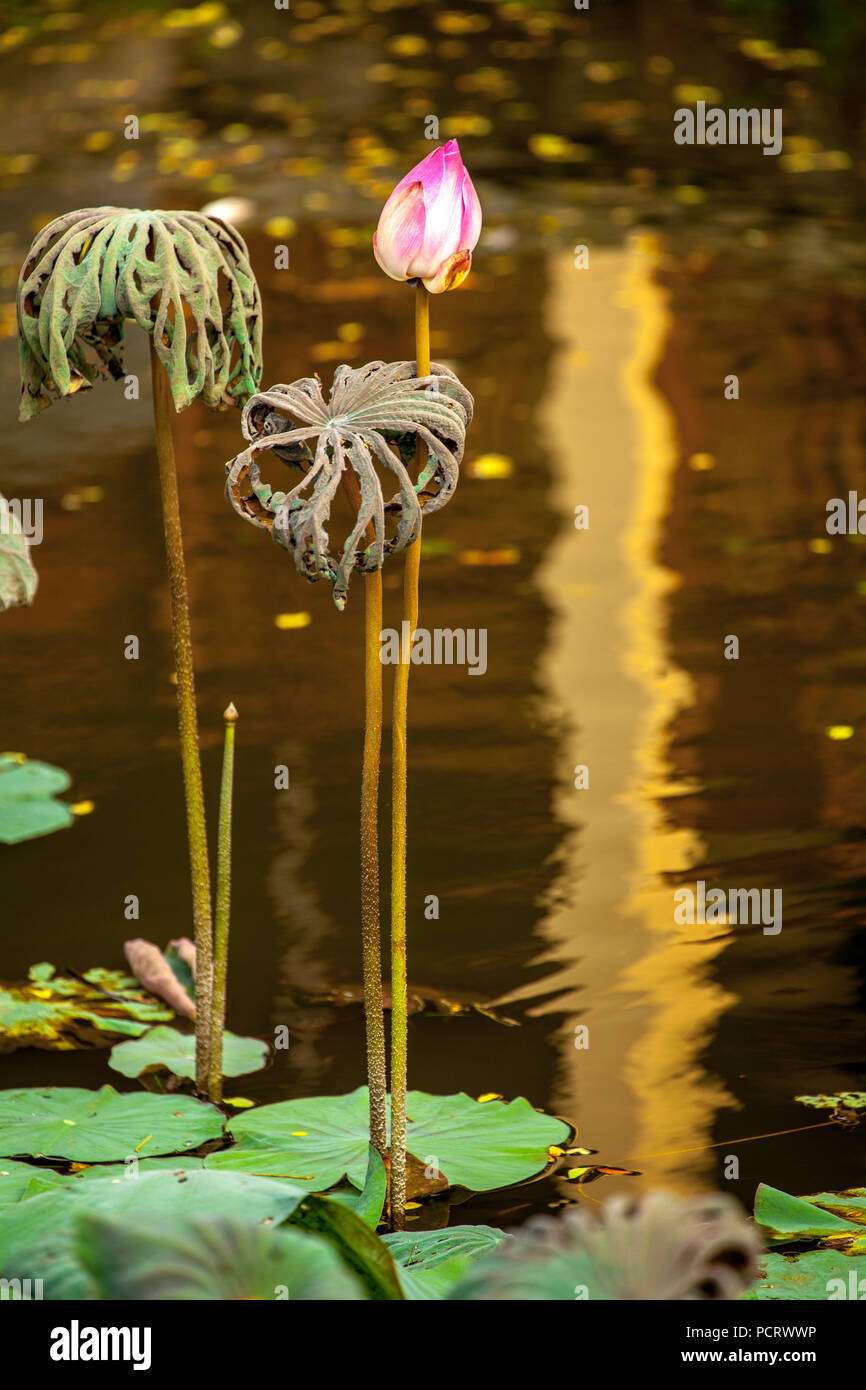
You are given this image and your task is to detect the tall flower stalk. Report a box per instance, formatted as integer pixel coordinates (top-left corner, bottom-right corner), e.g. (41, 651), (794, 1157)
(150, 339), (214, 1089)
(341, 469), (387, 1157)
(17, 207), (263, 1097)
(210, 702), (238, 1104)
(374, 140), (481, 1228)
(388, 284), (430, 1226)
(226, 357), (473, 1172)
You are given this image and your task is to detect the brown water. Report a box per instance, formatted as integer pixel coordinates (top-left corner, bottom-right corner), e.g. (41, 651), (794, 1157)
(2, 0), (866, 1228)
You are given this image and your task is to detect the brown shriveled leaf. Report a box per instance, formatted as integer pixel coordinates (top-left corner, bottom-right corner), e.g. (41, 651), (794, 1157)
(124, 939), (195, 1020)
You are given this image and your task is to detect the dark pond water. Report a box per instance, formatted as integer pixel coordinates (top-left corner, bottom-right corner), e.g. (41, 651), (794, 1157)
(2, 0), (866, 1229)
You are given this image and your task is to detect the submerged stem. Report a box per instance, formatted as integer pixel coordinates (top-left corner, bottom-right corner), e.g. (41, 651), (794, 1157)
(389, 283), (430, 1229)
(210, 702), (237, 1105)
(341, 469), (388, 1157)
(149, 340), (213, 1096)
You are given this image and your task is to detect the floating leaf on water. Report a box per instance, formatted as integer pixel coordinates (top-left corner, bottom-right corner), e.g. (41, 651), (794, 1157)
(564, 1165), (641, 1184)
(749, 1183), (866, 1299)
(0, 754), (74, 845)
(218, 1087), (571, 1195)
(77, 1210), (366, 1301)
(108, 1026), (268, 1082)
(274, 611), (312, 630)
(0, 964), (172, 1053)
(384, 1225), (510, 1299)
(0, 1168), (306, 1300)
(0, 1086), (223, 1161)
(795, 1092), (866, 1111)
(467, 453), (513, 480)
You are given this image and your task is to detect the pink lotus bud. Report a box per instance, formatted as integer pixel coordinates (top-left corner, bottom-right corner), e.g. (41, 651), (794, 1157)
(374, 139), (482, 294)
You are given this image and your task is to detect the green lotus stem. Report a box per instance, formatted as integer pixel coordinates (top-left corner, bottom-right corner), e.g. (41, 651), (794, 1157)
(209, 702), (237, 1105)
(341, 469), (388, 1158)
(150, 340), (213, 1097)
(389, 283), (430, 1229)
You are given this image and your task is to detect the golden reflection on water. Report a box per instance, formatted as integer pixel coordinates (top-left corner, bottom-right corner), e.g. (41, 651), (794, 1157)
(509, 234), (737, 1189)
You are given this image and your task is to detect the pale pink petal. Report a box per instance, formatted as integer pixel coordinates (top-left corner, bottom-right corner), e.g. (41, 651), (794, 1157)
(459, 167), (482, 251)
(374, 181), (426, 280)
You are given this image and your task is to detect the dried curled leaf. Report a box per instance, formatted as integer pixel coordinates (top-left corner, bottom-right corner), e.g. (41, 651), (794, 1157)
(449, 1192), (764, 1300)
(124, 939), (196, 1020)
(0, 495), (38, 610)
(17, 207), (263, 420)
(226, 359), (474, 608)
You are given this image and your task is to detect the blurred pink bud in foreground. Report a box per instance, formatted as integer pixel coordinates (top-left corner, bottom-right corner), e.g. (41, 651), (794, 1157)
(374, 139), (482, 294)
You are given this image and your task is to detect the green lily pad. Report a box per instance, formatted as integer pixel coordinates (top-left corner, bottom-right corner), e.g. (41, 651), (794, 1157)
(0, 1159), (66, 1208)
(0, 493), (37, 609)
(752, 1250), (866, 1300)
(0, 1085), (223, 1161)
(795, 1092), (866, 1111)
(0, 1168), (308, 1300)
(0, 756), (74, 844)
(384, 1225), (510, 1299)
(76, 1211), (366, 1301)
(222, 1086), (570, 1194)
(748, 1183), (866, 1299)
(754, 1182), (862, 1244)
(289, 1192), (404, 1300)
(108, 1026), (268, 1081)
(324, 1146), (388, 1229)
(0, 964), (173, 1053)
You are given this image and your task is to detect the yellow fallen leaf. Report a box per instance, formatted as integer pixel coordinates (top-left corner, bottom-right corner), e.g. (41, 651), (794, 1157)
(275, 612), (312, 630)
(222, 1097), (255, 1108)
(134, 1134), (152, 1152)
(826, 726), (854, 740)
(477, 1092), (502, 1103)
(458, 548), (520, 567)
(468, 453), (513, 480)
(70, 801), (95, 816)
(290, 1131), (309, 1137)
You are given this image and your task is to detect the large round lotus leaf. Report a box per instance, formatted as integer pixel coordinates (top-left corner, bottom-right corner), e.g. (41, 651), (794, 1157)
(383, 1225), (510, 1300)
(754, 1183), (863, 1244)
(0, 756), (73, 844)
(76, 1209), (365, 1300)
(224, 1086), (570, 1193)
(0, 964), (173, 1053)
(0, 1159), (66, 1208)
(753, 1250), (866, 1300)
(108, 1026), (268, 1081)
(0, 1168), (308, 1300)
(0, 1086), (223, 1160)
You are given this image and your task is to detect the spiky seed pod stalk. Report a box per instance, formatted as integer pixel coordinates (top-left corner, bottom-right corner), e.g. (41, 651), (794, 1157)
(210, 702), (238, 1105)
(17, 207), (263, 1099)
(150, 342), (214, 1093)
(340, 469), (387, 1158)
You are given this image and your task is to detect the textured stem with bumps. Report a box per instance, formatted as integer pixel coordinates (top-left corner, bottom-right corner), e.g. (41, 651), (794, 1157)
(210, 702), (237, 1104)
(389, 283), (429, 1229)
(150, 340), (213, 1096)
(341, 469), (387, 1157)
